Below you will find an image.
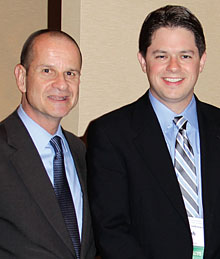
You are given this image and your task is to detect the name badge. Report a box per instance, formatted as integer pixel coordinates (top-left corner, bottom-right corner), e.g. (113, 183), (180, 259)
(188, 217), (204, 259)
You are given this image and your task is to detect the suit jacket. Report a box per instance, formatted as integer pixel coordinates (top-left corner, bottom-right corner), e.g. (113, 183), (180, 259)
(0, 111), (95, 259)
(87, 91), (220, 259)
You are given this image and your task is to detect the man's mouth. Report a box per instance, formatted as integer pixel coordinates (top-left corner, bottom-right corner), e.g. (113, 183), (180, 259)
(48, 96), (67, 101)
(163, 77), (183, 83)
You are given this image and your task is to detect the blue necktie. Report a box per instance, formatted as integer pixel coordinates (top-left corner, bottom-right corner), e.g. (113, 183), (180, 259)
(50, 136), (81, 258)
(173, 116), (199, 217)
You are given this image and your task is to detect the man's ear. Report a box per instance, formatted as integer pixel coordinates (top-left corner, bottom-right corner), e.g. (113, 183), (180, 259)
(137, 52), (147, 73)
(14, 64), (27, 93)
(199, 51), (207, 73)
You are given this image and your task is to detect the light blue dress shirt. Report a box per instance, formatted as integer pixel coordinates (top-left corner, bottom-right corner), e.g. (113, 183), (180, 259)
(149, 91), (203, 218)
(17, 105), (83, 238)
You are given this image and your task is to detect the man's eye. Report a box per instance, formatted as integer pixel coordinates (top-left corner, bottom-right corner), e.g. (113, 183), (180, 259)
(156, 55), (166, 59)
(66, 71), (80, 78)
(67, 71), (74, 76)
(43, 68), (50, 73)
(182, 55), (192, 59)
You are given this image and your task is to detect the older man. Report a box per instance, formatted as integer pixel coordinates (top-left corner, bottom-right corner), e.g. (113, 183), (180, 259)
(0, 29), (95, 259)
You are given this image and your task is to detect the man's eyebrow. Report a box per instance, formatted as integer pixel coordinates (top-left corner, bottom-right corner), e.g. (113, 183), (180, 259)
(152, 50), (167, 54)
(36, 65), (80, 72)
(36, 64), (54, 68)
(152, 50), (195, 55)
(179, 50), (195, 54)
(66, 69), (81, 74)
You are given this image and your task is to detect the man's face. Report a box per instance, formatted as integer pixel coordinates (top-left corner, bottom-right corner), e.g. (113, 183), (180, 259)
(138, 27), (206, 113)
(15, 34), (81, 130)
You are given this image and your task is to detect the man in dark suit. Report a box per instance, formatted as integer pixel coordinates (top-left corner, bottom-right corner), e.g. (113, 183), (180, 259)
(0, 29), (95, 258)
(87, 5), (220, 259)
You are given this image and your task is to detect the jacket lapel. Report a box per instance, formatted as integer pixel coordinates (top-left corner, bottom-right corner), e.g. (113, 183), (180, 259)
(65, 131), (94, 259)
(64, 131), (86, 194)
(131, 92), (189, 225)
(5, 111), (75, 256)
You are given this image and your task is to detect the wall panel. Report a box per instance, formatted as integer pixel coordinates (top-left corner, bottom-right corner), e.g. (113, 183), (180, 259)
(0, 0), (47, 120)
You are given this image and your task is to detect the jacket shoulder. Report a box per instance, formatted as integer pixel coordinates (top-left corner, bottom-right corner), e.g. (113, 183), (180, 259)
(89, 92), (148, 128)
(63, 129), (86, 153)
(197, 100), (220, 119)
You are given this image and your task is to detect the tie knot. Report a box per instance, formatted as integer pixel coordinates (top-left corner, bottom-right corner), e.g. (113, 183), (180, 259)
(50, 136), (63, 155)
(173, 116), (187, 130)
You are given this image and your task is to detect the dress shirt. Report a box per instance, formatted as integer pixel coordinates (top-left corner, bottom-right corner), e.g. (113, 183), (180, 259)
(149, 91), (203, 218)
(17, 105), (83, 238)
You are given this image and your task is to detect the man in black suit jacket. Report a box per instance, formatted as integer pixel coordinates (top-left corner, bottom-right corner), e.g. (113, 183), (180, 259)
(0, 30), (95, 258)
(87, 5), (220, 259)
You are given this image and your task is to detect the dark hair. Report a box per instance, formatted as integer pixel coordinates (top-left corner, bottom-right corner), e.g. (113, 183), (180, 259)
(20, 29), (82, 72)
(139, 5), (206, 58)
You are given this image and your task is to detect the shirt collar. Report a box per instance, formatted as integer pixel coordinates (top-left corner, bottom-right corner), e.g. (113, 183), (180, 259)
(17, 104), (67, 152)
(149, 90), (198, 131)
(180, 97), (198, 130)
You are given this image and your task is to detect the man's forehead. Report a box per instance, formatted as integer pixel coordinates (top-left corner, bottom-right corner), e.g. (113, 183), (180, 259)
(149, 27), (197, 46)
(33, 33), (73, 47)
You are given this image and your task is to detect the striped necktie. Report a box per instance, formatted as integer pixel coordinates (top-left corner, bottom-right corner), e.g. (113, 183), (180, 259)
(50, 136), (81, 259)
(173, 116), (199, 217)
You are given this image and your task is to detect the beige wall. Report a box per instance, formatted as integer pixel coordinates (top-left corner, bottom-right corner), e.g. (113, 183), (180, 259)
(61, 0), (81, 135)
(1, 0), (220, 137)
(0, 0), (47, 120)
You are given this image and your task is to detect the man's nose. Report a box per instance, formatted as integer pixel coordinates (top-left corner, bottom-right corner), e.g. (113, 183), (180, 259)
(52, 73), (68, 90)
(166, 57), (181, 72)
